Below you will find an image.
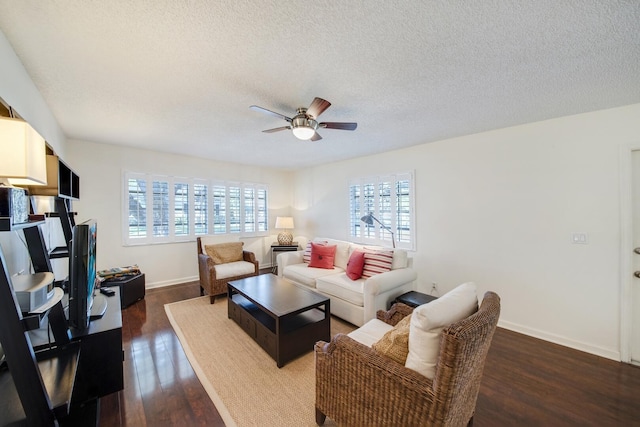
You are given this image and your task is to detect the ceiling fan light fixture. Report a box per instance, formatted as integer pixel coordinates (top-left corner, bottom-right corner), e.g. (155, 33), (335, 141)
(292, 125), (315, 140)
(291, 116), (318, 140)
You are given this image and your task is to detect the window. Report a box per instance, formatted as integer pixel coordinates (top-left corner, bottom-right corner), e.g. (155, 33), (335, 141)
(127, 176), (147, 238)
(152, 180), (169, 238)
(194, 182), (208, 235)
(173, 181), (189, 237)
(123, 172), (269, 245)
(349, 172), (415, 250)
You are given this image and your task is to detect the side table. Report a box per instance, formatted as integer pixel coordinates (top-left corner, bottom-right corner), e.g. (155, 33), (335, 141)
(102, 273), (145, 308)
(271, 243), (299, 274)
(393, 290), (437, 309)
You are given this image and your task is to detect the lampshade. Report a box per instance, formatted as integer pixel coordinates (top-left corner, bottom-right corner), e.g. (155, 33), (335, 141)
(275, 216), (294, 229)
(0, 117), (47, 186)
(360, 213), (374, 225)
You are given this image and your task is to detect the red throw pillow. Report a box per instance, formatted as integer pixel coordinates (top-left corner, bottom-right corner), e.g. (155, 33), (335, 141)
(303, 240), (327, 263)
(346, 250), (366, 280)
(308, 243), (337, 269)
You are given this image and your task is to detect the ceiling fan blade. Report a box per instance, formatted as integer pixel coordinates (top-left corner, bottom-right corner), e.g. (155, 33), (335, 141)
(262, 126), (291, 133)
(306, 97), (331, 119)
(319, 122), (358, 131)
(250, 105), (292, 122)
(310, 132), (323, 141)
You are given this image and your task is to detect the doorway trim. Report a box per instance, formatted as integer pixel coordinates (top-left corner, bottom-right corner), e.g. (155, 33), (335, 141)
(619, 142), (640, 364)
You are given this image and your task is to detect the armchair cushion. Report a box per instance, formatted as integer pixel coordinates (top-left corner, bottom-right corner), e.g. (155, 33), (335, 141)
(214, 260), (257, 280)
(347, 319), (394, 347)
(405, 282), (478, 379)
(205, 242), (243, 264)
(372, 314), (411, 364)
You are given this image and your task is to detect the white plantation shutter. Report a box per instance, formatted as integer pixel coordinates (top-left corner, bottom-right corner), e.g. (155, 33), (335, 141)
(349, 171), (415, 250)
(123, 172), (269, 245)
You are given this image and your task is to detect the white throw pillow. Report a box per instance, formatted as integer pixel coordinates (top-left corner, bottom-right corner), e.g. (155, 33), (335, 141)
(405, 282), (478, 379)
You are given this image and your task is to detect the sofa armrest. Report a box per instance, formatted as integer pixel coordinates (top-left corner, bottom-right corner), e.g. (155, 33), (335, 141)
(363, 267), (417, 295)
(315, 334), (434, 425)
(242, 250), (259, 274)
(363, 268), (416, 322)
(276, 250), (303, 277)
(198, 253), (217, 281)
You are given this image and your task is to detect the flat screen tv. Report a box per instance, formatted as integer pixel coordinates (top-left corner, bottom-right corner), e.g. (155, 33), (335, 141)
(68, 219), (103, 330)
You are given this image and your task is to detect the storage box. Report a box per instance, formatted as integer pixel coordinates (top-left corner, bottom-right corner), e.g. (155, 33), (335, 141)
(102, 273), (145, 308)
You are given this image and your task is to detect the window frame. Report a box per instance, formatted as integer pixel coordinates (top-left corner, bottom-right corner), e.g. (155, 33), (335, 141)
(348, 171), (415, 251)
(123, 172), (269, 246)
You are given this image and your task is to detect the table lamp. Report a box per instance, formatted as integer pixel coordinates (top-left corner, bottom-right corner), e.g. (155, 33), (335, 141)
(275, 216), (294, 245)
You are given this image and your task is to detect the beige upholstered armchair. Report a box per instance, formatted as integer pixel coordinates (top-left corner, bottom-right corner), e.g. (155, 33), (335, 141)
(197, 237), (259, 303)
(315, 291), (501, 426)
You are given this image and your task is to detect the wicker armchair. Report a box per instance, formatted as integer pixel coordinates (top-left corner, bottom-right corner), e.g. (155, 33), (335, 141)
(196, 237), (259, 303)
(315, 291), (500, 426)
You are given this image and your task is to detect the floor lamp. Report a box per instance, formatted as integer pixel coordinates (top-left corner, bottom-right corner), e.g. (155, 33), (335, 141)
(360, 213), (395, 248)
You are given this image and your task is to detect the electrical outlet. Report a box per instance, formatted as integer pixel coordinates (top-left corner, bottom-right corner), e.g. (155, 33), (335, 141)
(571, 233), (588, 244)
(430, 282), (439, 296)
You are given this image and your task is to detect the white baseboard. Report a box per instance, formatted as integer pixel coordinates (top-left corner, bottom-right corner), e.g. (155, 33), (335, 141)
(146, 275), (199, 289)
(498, 319), (620, 361)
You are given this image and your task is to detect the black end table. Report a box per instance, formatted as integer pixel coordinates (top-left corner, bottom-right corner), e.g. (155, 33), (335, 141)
(271, 243), (299, 274)
(393, 291), (437, 309)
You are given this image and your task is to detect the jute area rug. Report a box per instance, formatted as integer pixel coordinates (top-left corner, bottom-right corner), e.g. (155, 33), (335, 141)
(165, 296), (355, 427)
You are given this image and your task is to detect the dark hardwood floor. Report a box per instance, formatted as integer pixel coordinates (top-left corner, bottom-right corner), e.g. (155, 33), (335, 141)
(100, 279), (640, 426)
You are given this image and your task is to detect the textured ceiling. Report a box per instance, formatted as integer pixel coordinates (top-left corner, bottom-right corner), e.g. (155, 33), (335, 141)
(0, 1), (639, 171)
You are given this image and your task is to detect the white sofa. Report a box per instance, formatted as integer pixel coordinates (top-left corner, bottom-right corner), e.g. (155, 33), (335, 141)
(277, 238), (417, 326)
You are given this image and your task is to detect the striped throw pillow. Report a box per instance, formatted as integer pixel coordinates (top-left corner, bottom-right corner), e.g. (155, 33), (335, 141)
(362, 250), (394, 278)
(303, 240), (327, 263)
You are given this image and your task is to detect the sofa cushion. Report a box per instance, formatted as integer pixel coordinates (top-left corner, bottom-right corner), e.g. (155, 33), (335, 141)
(283, 263), (343, 288)
(205, 242), (244, 264)
(316, 273), (365, 307)
(391, 250), (408, 270)
(346, 250), (366, 280)
(372, 314), (411, 364)
(317, 238), (351, 270)
(309, 243), (337, 269)
(405, 282), (478, 379)
(214, 260), (255, 279)
(348, 319), (394, 347)
(362, 250), (394, 278)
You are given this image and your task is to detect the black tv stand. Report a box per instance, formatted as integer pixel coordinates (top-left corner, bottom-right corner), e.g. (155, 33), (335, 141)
(89, 293), (108, 320)
(0, 248), (123, 426)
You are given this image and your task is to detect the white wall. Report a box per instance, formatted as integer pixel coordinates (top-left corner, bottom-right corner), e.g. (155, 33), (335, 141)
(292, 103), (640, 360)
(0, 30), (68, 275)
(65, 139), (293, 288)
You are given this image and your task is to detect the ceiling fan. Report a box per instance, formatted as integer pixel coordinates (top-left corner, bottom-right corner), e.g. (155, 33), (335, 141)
(249, 97), (357, 141)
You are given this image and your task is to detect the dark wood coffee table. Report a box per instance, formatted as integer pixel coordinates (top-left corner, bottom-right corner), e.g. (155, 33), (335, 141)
(227, 275), (330, 368)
